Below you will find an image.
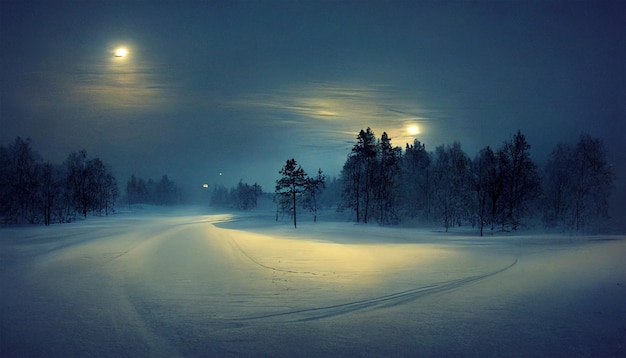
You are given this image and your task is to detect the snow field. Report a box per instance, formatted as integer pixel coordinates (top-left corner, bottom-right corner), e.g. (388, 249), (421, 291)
(1, 207), (624, 356)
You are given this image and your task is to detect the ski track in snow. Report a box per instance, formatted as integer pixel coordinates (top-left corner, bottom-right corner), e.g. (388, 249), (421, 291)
(228, 234), (320, 276)
(231, 247), (519, 322)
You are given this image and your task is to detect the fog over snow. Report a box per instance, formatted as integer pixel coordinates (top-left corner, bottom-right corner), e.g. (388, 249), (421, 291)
(1, 207), (624, 356)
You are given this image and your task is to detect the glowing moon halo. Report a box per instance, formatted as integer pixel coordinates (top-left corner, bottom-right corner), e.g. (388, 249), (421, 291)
(115, 48), (128, 57)
(407, 125), (420, 135)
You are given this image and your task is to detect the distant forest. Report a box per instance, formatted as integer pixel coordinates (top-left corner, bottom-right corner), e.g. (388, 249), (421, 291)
(0, 138), (118, 225)
(125, 174), (182, 206)
(0, 137), (183, 225)
(269, 129), (614, 235)
(2, 129), (615, 234)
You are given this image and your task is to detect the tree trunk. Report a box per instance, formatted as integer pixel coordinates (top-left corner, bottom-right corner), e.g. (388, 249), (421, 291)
(292, 191), (297, 228)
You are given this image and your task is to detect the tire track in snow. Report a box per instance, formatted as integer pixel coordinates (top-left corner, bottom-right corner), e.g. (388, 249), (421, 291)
(235, 256), (518, 322)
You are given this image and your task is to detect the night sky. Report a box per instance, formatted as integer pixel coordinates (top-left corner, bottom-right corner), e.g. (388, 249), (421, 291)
(1, 1), (625, 213)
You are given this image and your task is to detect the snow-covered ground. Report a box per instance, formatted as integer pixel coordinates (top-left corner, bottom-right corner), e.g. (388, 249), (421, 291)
(1, 206), (624, 357)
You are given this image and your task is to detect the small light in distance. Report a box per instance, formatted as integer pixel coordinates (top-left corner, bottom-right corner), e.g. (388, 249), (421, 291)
(202, 183), (209, 188)
(219, 172), (222, 176)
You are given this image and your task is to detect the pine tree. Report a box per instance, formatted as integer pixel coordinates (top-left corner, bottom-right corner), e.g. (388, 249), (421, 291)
(304, 168), (326, 223)
(401, 139), (431, 221)
(375, 132), (402, 225)
(275, 158), (308, 228)
(342, 128), (378, 223)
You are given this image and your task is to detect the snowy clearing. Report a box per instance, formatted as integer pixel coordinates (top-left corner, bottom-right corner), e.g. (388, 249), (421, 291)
(1, 207), (625, 357)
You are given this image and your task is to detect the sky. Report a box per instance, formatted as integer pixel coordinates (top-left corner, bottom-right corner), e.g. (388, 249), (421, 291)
(1, 0), (625, 213)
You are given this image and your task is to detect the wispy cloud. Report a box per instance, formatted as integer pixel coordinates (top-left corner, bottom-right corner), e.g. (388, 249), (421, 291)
(14, 55), (181, 117)
(231, 80), (438, 147)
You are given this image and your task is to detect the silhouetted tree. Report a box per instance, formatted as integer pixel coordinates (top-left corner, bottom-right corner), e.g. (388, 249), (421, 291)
(352, 128), (378, 223)
(64, 151), (118, 218)
(234, 180), (262, 210)
(339, 128), (378, 223)
(126, 174), (139, 204)
(319, 176), (341, 209)
(275, 158), (308, 228)
(571, 134), (614, 232)
(39, 162), (64, 225)
(155, 175), (179, 205)
(542, 143), (575, 229)
(88, 158), (117, 215)
(209, 185), (230, 208)
(126, 174), (180, 206)
(499, 131), (541, 230)
(303, 168), (326, 222)
(473, 146), (503, 236)
(375, 132), (402, 225)
(339, 154), (363, 221)
(431, 142), (472, 231)
(0, 138), (118, 225)
(1, 137), (41, 223)
(65, 150), (92, 218)
(543, 134), (614, 233)
(400, 139), (432, 221)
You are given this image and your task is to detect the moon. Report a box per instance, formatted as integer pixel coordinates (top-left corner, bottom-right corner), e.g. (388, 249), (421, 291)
(407, 125), (420, 135)
(114, 48), (128, 57)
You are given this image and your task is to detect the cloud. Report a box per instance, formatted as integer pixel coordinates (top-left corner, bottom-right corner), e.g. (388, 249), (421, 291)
(11, 53), (182, 118)
(231, 80), (439, 148)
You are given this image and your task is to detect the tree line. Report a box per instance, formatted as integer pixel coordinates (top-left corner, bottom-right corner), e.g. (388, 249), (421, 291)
(126, 174), (182, 206)
(0, 137), (119, 225)
(332, 128), (613, 234)
(209, 180), (263, 211)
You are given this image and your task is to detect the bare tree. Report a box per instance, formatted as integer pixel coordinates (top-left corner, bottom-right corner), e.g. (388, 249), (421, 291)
(499, 131), (541, 231)
(544, 134), (615, 233)
(473, 146), (503, 236)
(543, 143), (575, 229)
(432, 142), (472, 231)
(1, 137), (41, 223)
(65, 150), (92, 218)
